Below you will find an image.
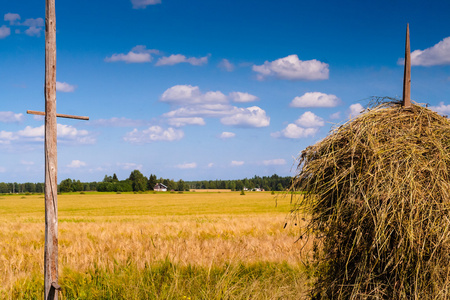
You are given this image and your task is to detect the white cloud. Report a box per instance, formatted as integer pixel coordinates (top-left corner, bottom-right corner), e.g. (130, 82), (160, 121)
(67, 160), (87, 168)
(25, 26), (42, 37)
(124, 126), (184, 143)
(219, 132), (235, 139)
(105, 46), (159, 63)
(1, 124), (94, 144)
(229, 92), (259, 103)
(271, 124), (318, 139)
(56, 81), (76, 93)
(0, 131), (17, 144)
(131, 0), (161, 9)
(218, 59), (235, 71)
(290, 92), (340, 108)
(167, 117), (205, 127)
(20, 160), (35, 165)
(117, 162), (143, 170)
(429, 102), (450, 115)
(161, 85), (228, 105)
(262, 159), (286, 166)
(0, 111), (24, 123)
(231, 160), (244, 166)
(22, 18), (44, 27)
(252, 54), (329, 81)
(208, 163), (214, 168)
(155, 54), (209, 66)
(349, 103), (364, 118)
(0, 25), (10, 39)
(330, 111), (341, 119)
(295, 111), (325, 127)
(397, 37), (450, 66)
(161, 85), (270, 128)
(176, 162), (197, 169)
(4, 13), (20, 25)
(220, 106), (270, 127)
(0, 167), (6, 173)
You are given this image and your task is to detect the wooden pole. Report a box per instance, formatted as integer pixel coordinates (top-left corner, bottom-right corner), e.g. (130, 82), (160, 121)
(45, 0), (59, 298)
(27, 110), (90, 121)
(402, 23), (411, 108)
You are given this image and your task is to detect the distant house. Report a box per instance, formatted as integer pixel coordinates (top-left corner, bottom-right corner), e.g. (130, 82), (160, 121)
(154, 183), (168, 192)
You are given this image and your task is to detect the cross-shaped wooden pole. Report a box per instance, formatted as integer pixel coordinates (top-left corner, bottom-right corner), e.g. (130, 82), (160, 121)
(402, 23), (411, 108)
(27, 0), (89, 298)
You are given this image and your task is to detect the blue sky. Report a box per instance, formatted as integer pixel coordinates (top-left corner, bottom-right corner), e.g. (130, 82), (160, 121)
(1, 0), (450, 183)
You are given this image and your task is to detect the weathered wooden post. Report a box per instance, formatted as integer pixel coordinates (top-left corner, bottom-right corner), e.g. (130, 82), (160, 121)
(402, 23), (411, 108)
(26, 1), (89, 298)
(44, 0), (59, 298)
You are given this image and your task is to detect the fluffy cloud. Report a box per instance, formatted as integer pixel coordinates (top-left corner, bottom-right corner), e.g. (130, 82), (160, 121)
(117, 162), (143, 170)
(4, 13), (20, 25)
(67, 160), (87, 168)
(349, 103), (364, 118)
(271, 124), (318, 139)
(295, 111), (325, 127)
(0, 25), (10, 39)
(161, 85), (228, 105)
(262, 159), (286, 166)
(105, 46), (160, 63)
(219, 132), (235, 139)
(176, 162), (197, 169)
(429, 102), (450, 115)
(25, 26), (42, 37)
(124, 126), (184, 143)
(231, 161), (244, 166)
(167, 117), (205, 127)
(329, 111), (341, 119)
(0, 124), (95, 144)
(131, 0), (161, 9)
(161, 85), (269, 128)
(20, 160), (34, 165)
(0, 111), (24, 123)
(56, 81), (76, 93)
(22, 18), (44, 27)
(155, 54), (209, 66)
(290, 92), (340, 108)
(398, 37), (450, 66)
(0, 131), (17, 144)
(252, 54), (329, 81)
(220, 106), (270, 128)
(229, 92), (259, 103)
(218, 59), (235, 72)
(2, 14), (44, 37)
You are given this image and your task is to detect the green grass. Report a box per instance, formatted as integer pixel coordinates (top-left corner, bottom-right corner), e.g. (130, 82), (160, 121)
(11, 260), (306, 300)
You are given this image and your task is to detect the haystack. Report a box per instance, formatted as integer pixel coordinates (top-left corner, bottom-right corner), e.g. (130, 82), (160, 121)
(290, 100), (450, 299)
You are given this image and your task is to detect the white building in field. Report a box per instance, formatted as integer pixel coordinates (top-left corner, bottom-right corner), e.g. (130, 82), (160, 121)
(154, 183), (168, 192)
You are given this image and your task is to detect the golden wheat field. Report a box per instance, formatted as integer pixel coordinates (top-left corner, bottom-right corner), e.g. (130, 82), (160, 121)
(0, 191), (309, 299)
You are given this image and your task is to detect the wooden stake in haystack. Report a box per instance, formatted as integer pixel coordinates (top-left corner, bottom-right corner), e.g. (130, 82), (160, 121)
(27, 0), (88, 298)
(402, 23), (411, 108)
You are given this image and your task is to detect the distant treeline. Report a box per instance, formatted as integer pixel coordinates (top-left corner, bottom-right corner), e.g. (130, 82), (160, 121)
(0, 170), (292, 193)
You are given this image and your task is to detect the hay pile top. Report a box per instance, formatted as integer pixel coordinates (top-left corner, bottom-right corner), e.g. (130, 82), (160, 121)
(291, 100), (450, 299)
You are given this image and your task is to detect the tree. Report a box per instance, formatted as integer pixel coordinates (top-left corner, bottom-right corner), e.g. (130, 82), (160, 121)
(112, 173), (119, 182)
(128, 170), (147, 192)
(176, 179), (188, 191)
(147, 174), (157, 190)
(59, 178), (73, 193)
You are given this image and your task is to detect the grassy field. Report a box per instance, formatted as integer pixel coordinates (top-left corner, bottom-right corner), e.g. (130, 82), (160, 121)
(0, 191), (308, 299)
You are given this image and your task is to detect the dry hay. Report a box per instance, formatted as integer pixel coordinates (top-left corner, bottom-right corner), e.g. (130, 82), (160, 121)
(290, 99), (450, 299)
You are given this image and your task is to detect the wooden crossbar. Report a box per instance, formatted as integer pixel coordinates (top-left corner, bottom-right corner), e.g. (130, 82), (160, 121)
(27, 110), (89, 121)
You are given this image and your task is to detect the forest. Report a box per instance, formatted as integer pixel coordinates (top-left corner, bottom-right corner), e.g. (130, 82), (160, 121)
(0, 171), (292, 193)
